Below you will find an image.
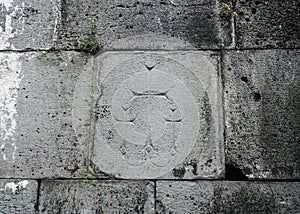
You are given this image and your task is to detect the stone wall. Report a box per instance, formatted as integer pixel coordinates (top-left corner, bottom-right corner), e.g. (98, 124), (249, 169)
(0, 0), (299, 213)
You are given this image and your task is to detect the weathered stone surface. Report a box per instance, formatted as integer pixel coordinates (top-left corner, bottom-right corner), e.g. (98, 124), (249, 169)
(236, 0), (300, 48)
(0, 51), (92, 178)
(224, 50), (300, 179)
(90, 51), (224, 179)
(156, 181), (300, 214)
(0, 0), (234, 51)
(0, 0), (59, 50)
(0, 179), (37, 213)
(156, 181), (214, 213)
(56, 0), (233, 50)
(214, 182), (300, 214)
(39, 180), (154, 213)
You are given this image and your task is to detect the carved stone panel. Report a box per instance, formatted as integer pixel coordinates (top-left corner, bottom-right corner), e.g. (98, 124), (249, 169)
(91, 52), (224, 179)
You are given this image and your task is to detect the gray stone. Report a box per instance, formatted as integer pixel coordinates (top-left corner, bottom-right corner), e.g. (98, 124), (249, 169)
(236, 0), (300, 48)
(214, 182), (300, 214)
(156, 181), (300, 214)
(0, 179), (37, 213)
(224, 50), (300, 179)
(90, 51), (224, 179)
(39, 180), (154, 213)
(0, 51), (93, 178)
(156, 181), (214, 213)
(55, 0), (234, 50)
(0, 0), (60, 50)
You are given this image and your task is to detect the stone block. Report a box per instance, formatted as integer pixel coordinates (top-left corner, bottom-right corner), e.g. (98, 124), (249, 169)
(0, 0), (60, 50)
(156, 181), (214, 213)
(236, 0), (300, 48)
(214, 182), (300, 214)
(90, 51), (224, 179)
(56, 0), (233, 50)
(0, 179), (37, 213)
(224, 50), (300, 179)
(39, 180), (154, 213)
(156, 181), (300, 213)
(0, 51), (92, 178)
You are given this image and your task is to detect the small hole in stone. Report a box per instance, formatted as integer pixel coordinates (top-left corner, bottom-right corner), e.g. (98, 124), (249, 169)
(255, 1), (261, 5)
(245, 17), (250, 22)
(241, 77), (248, 83)
(251, 8), (257, 14)
(254, 92), (261, 101)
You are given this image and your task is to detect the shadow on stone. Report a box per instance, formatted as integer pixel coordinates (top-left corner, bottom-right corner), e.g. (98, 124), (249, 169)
(225, 164), (248, 181)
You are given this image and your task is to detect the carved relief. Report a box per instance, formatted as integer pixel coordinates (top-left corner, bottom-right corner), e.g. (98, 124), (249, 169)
(93, 54), (207, 178)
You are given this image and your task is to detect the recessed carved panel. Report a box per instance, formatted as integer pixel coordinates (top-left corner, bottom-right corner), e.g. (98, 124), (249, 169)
(91, 52), (223, 179)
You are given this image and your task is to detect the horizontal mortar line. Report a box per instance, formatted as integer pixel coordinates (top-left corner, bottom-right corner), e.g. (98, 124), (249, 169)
(0, 49), (55, 53)
(0, 48), (223, 53)
(1, 177), (299, 182)
(0, 47), (299, 54)
(96, 48), (223, 52)
(223, 47), (300, 51)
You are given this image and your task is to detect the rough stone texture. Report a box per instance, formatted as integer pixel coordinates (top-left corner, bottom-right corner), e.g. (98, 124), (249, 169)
(156, 181), (300, 214)
(214, 182), (300, 214)
(90, 51), (224, 179)
(0, 51), (93, 178)
(156, 181), (214, 213)
(0, 0), (60, 50)
(236, 0), (300, 48)
(56, 0), (233, 50)
(39, 180), (154, 213)
(224, 50), (300, 179)
(0, 179), (37, 213)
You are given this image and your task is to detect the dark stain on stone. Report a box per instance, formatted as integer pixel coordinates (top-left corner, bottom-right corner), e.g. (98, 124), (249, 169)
(202, 92), (212, 135)
(229, 186), (276, 213)
(134, 195), (146, 213)
(205, 159), (213, 167)
(155, 200), (167, 213)
(172, 167), (186, 178)
(60, 0), (68, 28)
(237, 0), (300, 48)
(0, 4), (7, 31)
(95, 105), (111, 121)
(190, 159), (198, 175)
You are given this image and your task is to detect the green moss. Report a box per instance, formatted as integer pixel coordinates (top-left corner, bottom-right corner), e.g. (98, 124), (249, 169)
(221, 2), (237, 16)
(80, 170), (97, 179)
(76, 19), (101, 54)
